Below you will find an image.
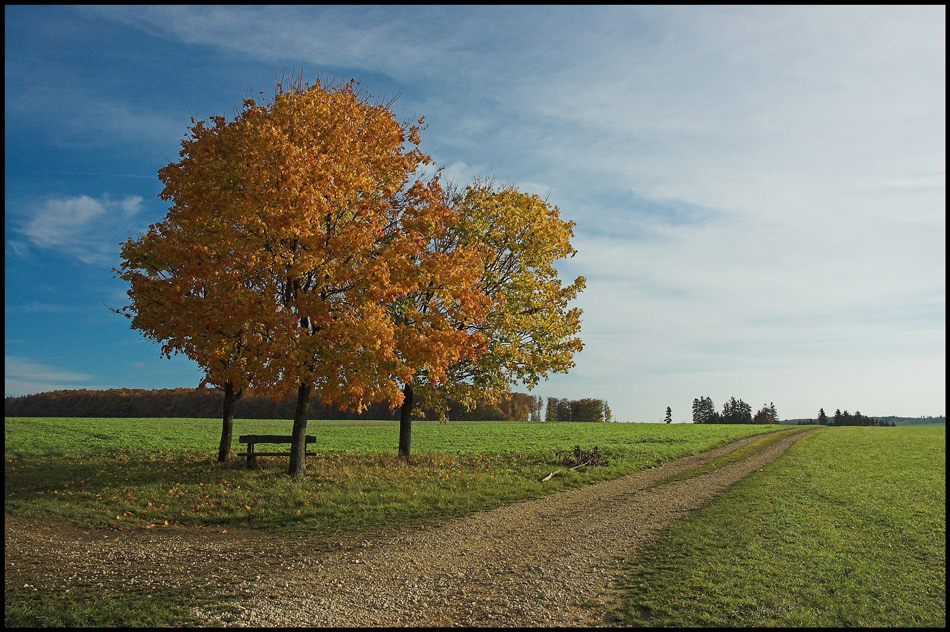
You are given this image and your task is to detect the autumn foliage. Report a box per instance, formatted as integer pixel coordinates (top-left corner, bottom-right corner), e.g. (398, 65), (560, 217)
(115, 74), (583, 473)
(404, 181), (585, 421)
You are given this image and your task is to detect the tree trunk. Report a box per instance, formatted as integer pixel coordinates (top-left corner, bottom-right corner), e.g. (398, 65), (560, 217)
(287, 383), (312, 478)
(217, 381), (241, 463)
(398, 383), (414, 461)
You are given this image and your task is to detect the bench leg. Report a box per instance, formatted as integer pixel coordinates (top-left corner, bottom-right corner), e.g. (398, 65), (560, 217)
(246, 444), (257, 469)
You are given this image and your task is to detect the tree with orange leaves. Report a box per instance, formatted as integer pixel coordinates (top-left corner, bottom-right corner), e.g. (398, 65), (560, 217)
(117, 75), (487, 477)
(116, 220), (276, 462)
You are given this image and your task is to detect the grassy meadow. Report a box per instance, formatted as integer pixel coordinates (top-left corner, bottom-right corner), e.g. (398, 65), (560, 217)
(5, 418), (945, 627)
(612, 426), (946, 627)
(4, 417), (781, 533)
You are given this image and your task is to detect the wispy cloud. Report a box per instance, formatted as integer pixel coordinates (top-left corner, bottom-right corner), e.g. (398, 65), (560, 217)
(4, 63), (186, 151)
(84, 5), (459, 83)
(5, 302), (76, 314)
(4, 355), (92, 397)
(14, 194), (143, 265)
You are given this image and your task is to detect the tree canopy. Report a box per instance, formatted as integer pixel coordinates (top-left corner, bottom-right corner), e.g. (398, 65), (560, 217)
(117, 76), (493, 475)
(412, 181), (586, 417)
(391, 180), (586, 456)
(115, 75), (584, 473)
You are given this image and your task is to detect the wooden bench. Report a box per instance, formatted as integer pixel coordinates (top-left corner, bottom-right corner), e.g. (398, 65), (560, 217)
(238, 434), (316, 468)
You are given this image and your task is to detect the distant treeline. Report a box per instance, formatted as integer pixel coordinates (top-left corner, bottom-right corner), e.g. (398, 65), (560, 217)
(691, 396), (779, 424)
(544, 397), (612, 423)
(3, 388), (610, 423)
(784, 410), (945, 427)
(808, 408), (890, 426)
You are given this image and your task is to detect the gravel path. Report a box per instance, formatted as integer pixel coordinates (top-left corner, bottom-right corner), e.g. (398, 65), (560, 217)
(5, 428), (815, 627)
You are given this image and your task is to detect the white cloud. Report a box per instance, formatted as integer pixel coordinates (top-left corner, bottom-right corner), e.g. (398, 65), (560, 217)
(435, 161), (487, 189)
(4, 355), (92, 397)
(21, 195), (105, 246)
(16, 194), (143, 265)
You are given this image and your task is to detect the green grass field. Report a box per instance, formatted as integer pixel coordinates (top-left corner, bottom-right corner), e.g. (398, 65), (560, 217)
(4, 417), (780, 533)
(5, 418), (945, 627)
(612, 426), (946, 627)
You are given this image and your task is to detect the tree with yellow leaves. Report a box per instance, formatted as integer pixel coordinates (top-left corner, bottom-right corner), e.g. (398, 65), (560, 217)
(394, 179), (585, 459)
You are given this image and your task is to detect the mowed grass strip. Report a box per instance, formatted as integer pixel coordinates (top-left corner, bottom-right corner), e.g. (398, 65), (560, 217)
(660, 425), (813, 484)
(612, 426), (946, 628)
(4, 417), (785, 534)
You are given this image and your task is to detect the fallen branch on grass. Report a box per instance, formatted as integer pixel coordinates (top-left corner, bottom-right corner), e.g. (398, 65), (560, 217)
(556, 445), (609, 469)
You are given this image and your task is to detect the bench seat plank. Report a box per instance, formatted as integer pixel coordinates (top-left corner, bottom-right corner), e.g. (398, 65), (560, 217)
(237, 435), (317, 468)
(238, 435), (316, 444)
(237, 452), (316, 457)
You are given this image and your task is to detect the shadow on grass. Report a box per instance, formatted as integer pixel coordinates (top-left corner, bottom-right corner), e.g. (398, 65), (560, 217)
(6, 448), (240, 495)
(4, 441), (721, 534)
(5, 448), (543, 532)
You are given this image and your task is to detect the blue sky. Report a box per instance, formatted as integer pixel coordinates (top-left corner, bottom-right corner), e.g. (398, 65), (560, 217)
(4, 5), (945, 421)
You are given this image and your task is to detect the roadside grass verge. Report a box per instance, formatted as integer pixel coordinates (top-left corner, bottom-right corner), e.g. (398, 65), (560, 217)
(3, 588), (212, 628)
(611, 426), (946, 628)
(660, 426), (810, 484)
